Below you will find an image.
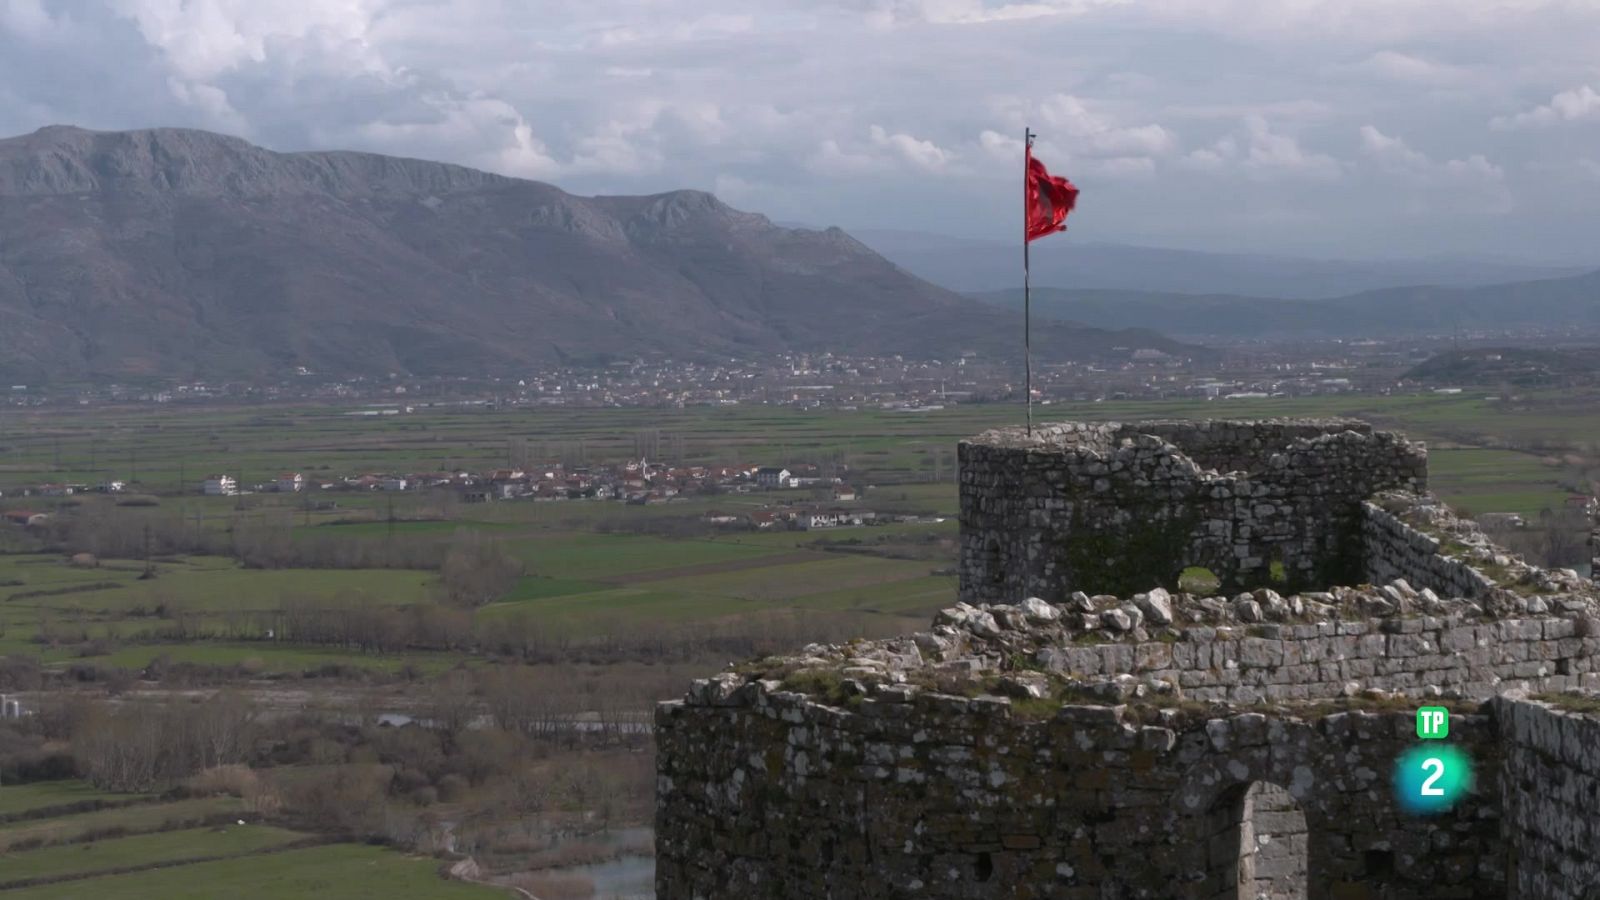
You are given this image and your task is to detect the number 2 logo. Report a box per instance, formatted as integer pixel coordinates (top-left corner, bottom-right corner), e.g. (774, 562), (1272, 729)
(1420, 757), (1445, 796)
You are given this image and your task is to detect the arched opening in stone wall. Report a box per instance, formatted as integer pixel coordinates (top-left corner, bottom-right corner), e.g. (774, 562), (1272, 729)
(984, 536), (1003, 587)
(1267, 547), (1289, 587)
(1203, 781), (1309, 900)
(1179, 565), (1222, 595)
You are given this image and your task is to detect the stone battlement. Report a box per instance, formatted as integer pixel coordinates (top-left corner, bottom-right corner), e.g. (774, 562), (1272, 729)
(656, 419), (1600, 899)
(960, 418), (1426, 599)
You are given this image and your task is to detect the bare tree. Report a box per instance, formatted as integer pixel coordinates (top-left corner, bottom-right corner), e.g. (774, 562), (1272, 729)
(437, 530), (524, 607)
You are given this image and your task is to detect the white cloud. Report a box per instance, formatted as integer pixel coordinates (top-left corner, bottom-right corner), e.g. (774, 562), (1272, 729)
(1358, 125), (1428, 170)
(1089, 156), (1155, 177)
(353, 94), (562, 180)
(1179, 144), (1229, 171)
(165, 76), (247, 133)
(1165, 99), (1332, 123)
(1185, 116), (1342, 179)
(1491, 84), (1600, 130)
(1033, 94), (1177, 158)
(1, 0), (1598, 258)
(1356, 125), (1508, 214)
(1129, 0), (1599, 43)
(1359, 125), (1503, 180)
(862, 0), (1127, 27)
(109, 0), (387, 80)
(869, 125), (954, 170)
(0, 0), (75, 41)
(1346, 51), (1471, 85)
(808, 138), (883, 176)
(978, 129), (1022, 160)
(809, 126), (956, 175)
(1242, 117), (1341, 177)
(593, 13), (754, 47)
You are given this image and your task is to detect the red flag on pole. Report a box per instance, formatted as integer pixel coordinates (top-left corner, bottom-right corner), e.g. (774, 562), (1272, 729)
(1025, 145), (1078, 241)
(1021, 131), (1075, 436)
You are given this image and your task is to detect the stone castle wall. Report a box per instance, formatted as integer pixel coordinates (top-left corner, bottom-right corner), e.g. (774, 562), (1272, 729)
(1033, 610), (1598, 703)
(1361, 500), (1496, 599)
(958, 420), (1427, 602)
(658, 419), (1600, 899)
(1494, 694), (1600, 898)
(1592, 511), (1599, 579)
(657, 680), (1509, 899)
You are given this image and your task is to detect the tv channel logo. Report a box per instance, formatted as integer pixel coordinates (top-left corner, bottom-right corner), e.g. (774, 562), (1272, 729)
(1416, 706), (1449, 740)
(1394, 745), (1472, 815)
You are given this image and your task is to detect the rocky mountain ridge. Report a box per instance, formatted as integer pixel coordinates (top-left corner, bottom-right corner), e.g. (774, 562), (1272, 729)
(0, 126), (1192, 380)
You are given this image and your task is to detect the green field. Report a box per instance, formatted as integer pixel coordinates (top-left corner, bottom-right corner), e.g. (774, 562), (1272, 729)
(0, 824), (307, 885)
(0, 797), (245, 851)
(0, 789), (508, 900)
(1425, 447), (1572, 517)
(0, 555), (437, 614)
(3, 842), (508, 899)
(1, 390), (1592, 672)
(0, 781), (130, 818)
(507, 532), (778, 580)
(4, 389), (1588, 511)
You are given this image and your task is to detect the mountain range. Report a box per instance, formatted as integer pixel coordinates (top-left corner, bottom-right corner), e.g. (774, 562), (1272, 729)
(0, 126), (1189, 382)
(853, 228), (1592, 299)
(975, 269), (1600, 340)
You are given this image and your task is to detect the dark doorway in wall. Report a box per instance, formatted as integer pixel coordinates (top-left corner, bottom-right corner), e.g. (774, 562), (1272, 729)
(1204, 781), (1309, 900)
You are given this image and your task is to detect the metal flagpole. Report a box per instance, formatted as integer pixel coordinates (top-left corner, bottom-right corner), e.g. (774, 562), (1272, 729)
(1024, 127), (1033, 436)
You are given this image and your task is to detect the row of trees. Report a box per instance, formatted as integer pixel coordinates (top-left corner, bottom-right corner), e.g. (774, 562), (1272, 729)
(29, 592), (908, 666)
(65, 692), (256, 791)
(1479, 507), (1592, 569)
(43, 503), (530, 608)
(45, 506), (449, 571)
(3, 683), (653, 848)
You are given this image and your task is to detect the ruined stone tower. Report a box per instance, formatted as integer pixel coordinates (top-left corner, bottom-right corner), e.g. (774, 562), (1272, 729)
(958, 419), (1427, 600)
(656, 420), (1600, 899)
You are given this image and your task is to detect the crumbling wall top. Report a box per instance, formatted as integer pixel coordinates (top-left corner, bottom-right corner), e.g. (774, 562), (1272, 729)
(965, 417), (1384, 474)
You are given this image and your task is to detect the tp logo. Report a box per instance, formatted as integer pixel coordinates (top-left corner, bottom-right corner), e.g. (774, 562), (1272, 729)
(1416, 706), (1449, 740)
(1396, 707), (1471, 815)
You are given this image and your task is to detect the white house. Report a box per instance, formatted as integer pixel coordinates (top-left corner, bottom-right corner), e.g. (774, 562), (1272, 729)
(800, 508), (874, 529)
(276, 473), (305, 493)
(380, 476), (409, 492)
(97, 481), (127, 494)
(0, 693), (29, 719)
(754, 467), (794, 488)
(202, 475), (238, 496)
(799, 510), (841, 530)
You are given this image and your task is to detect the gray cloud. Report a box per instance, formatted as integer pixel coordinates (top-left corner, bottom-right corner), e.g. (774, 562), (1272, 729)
(2, 0), (1598, 260)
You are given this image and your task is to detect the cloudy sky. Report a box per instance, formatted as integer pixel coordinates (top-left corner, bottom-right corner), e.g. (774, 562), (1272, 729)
(3, 0), (1599, 261)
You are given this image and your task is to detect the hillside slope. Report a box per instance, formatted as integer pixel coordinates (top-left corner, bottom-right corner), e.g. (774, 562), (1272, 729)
(0, 126), (1191, 380)
(855, 228), (1591, 298)
(975, 270), (1600, 339)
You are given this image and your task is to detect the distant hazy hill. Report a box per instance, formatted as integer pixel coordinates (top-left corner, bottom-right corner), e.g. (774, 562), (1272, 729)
(975, 269), (1600, 339)
(1405, 347), (1600, 386)
(0, 126), (1193, 381)
(853, 228), (1592, 299)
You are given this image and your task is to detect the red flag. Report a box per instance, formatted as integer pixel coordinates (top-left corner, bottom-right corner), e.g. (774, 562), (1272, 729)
(1025, 145), (1078, 242)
